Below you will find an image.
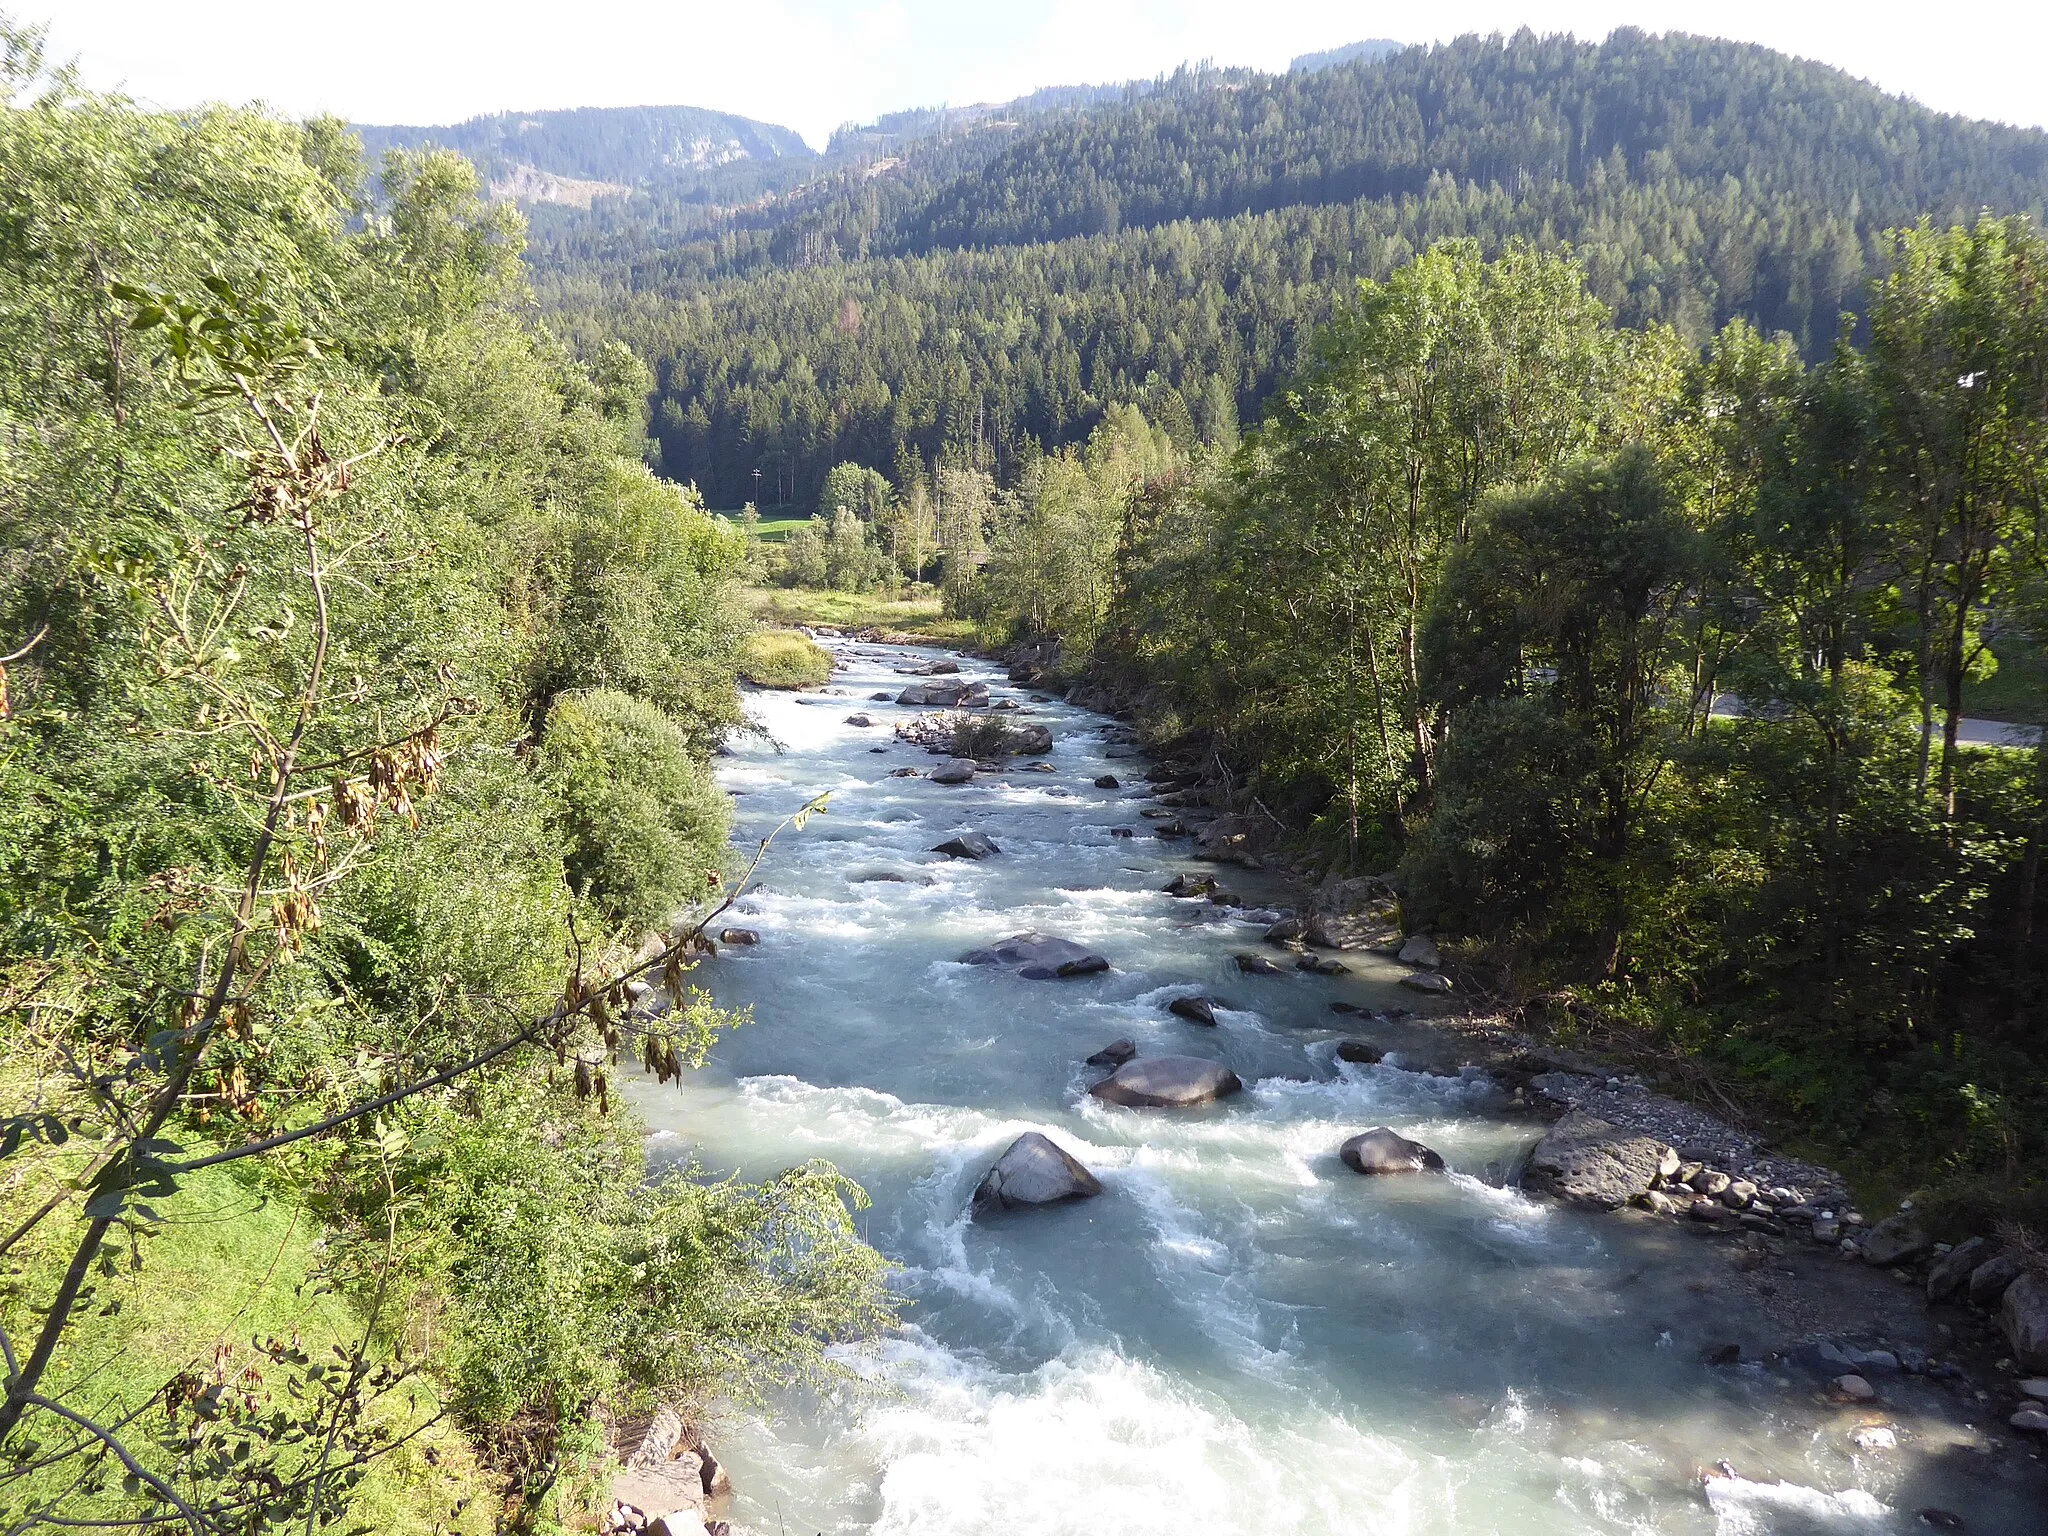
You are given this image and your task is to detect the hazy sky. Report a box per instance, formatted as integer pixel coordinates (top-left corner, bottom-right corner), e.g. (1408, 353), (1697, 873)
(27, 0), (2048, 147)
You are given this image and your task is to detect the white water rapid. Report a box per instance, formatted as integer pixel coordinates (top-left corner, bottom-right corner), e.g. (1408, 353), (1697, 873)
(629, 640), (2041, 1536)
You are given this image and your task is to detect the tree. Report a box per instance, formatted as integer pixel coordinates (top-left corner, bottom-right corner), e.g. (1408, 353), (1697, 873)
(781, 515), (828, 587)
(1416, 447), (1705, 969)
(1869, 217), (2048, 816)
(818, 459), (891, 523)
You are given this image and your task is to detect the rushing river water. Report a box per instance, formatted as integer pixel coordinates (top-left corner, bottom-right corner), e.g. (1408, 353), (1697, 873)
(630, 640), (2041, 1536)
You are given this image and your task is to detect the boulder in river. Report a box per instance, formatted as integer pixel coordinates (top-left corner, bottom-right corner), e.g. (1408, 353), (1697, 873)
(1399, 971), (1454, 994)
(844, 714), (875, 727)
(961, 932), (1110, 979)
(933, 831), (999, 859)
(973, 1132), (1104, 1211)
(1235, 952), (1288, 976)
(1858, 1214), (1933, 1268)
(1396, 933), (1442, 969)
(1085, 1039), (1137, 1067)
(1335, 1040), (1383, 1064)
(1167, 994), (1221, 1026)
(1164, 872), (1219, 898)
(1340, 1127), (1445, 1175)
(1523, 1110), (1675, 1210)
(1193, 813), (1274, 865)
(899, 680), (988, 708)
(2002, 1271), (2048, 1373)
(718, 928), (759, 946)
(928, 758), (978, 784)
(1095, 774), (1120, 789)
(1925, 1235), (1993, 1304)
(870, 691), (894, 701)
(1089, 1055), (1243, 1108)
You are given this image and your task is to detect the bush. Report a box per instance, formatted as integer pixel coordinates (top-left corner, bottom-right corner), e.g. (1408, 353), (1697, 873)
(739, 629), (833, 689)
(541, 689), (730, 928)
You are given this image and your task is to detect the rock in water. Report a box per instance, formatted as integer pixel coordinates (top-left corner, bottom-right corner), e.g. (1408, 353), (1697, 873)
(973, 1132), (1104, 1211)
(2002, 1272), (2048, 1373)
(1094, 774), (1120, 789)
(1925, 1235), (1993, 1304)
(1340, 1127), (1446, 1175)
(932, 831), (999, 859)
(717, 927), (759, 946)
(1396, 933), (1442, 969)
(960, 932), (1110, 979)
(899, 679), (988, 708)
(1523, 1110), (1675, 1210)
(928, 758), (977, 784)
(1859, 1214), (1933, 1268)
(1399, 971), (1454, 994)
(1234, 952), (1288, 975)
(1085, 1039), (1137, 1067)
(1088, 1056), (1243, 1108)
(1335, 1040), (1383, 1064)
(1167, 994), (1221, 1026)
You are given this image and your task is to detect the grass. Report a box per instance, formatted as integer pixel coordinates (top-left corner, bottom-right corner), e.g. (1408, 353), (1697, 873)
(709, 508), (809, 545)
(743, 585), (977, 643)
(739, 627), (834, 688)
(1964, 632), (2048, 724)
(1, 1160), (492, 1534)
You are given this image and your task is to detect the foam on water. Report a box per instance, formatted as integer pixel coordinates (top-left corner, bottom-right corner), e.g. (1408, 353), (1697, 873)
(628, 640), (2038, 1535)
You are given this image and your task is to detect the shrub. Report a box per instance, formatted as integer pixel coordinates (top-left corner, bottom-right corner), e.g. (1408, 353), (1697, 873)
(739, 629), (833, 689)
(540, 689), (730, 929)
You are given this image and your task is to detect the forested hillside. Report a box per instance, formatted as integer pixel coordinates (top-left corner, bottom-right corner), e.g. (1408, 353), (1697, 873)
(535, 30), (2048, 507)
(0, 28), (888, 1533)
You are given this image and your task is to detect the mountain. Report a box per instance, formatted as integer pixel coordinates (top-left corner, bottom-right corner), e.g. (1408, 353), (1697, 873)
(525, 29), (2048, 507)
(354, 103), (817, 207)
(1289, 38), (1402, 73)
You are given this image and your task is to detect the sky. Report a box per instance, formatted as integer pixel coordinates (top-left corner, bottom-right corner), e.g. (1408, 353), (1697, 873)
(26, 0), (2048, 148)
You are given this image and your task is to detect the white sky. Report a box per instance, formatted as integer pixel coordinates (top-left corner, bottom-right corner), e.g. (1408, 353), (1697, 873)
(26, 0), (2048, 148)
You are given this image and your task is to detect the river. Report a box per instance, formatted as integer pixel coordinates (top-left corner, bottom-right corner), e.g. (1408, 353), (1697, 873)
(630, 639), (2041, 1536)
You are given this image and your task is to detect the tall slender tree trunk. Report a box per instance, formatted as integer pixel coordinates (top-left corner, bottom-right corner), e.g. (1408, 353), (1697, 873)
(1913, 547), (1938, 804)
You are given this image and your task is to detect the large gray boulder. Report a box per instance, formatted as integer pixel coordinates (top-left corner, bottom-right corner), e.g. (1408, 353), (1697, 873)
(1167, 995), (1221, 1026)
(961, 932), (1110, 979)
(933, 831), (999, 859)
(1003, 723), (1054, 755)
(1399, 971), (1453, 994)
(1926, 1235), (1994, 1304)
(1340, 1127), (1445, 1175)
(973, 1133), (1103, 1211)
(928, 758), (978, 784)
(1859, 1214), (1933, 1268)
(1193, 813), (1273, 865)
(1396, 933), (1442, 969)
(1088, 1056), (1243, 1108)
(899, 680), (988, 708)
(2002, 1272), (2048, 1373)
(1523, 1110), (1674, 1210)
(1971, 1250), (2025, 1308)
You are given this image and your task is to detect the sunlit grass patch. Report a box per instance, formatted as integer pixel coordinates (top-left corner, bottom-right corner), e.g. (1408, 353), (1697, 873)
(743, 585), (977, 643)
